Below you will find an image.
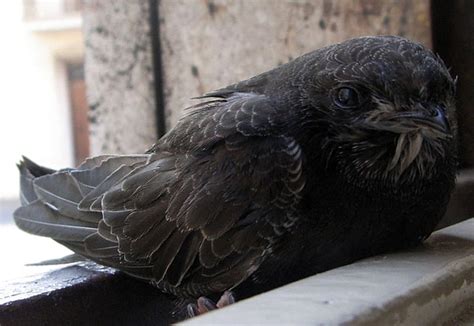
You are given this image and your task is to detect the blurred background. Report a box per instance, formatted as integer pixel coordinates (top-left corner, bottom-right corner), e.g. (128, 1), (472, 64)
(0, 0), (472, 280)
(0, 0), (84, 279)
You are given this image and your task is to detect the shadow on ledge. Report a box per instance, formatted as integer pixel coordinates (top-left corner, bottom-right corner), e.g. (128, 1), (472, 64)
(0, 263), (177, 326)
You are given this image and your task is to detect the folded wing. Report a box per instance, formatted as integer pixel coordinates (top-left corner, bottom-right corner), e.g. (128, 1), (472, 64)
(14, 92), (305, 297)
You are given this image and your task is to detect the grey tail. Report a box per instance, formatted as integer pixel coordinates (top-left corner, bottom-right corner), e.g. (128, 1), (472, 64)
(17, 156), (55, 205)
(14, 156), (101, 259)
(13, 155), (154, 276)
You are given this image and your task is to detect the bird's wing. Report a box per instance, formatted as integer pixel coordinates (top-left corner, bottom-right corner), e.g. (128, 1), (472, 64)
(15, 93), (305, 297)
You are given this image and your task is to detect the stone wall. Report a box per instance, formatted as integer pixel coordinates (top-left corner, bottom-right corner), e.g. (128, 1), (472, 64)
(159, 0), (431, 128)
(83, 0), (431, 153)
(83, 0), (157, 155)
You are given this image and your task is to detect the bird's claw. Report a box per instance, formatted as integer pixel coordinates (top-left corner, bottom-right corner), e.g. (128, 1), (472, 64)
(187, 291), (235, 317)
(216, 291), (235, 308)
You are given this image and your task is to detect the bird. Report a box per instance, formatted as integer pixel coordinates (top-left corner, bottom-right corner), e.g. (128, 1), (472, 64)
(14, 35), (457, 317)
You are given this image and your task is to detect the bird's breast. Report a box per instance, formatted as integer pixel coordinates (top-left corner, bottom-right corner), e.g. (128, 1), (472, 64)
(279, 169), (455, 279)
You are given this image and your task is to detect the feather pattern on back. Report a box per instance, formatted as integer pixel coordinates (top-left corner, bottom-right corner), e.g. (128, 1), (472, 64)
(14, 92), (306, 297)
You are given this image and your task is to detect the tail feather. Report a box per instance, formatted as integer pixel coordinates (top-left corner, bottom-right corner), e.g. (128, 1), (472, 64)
(20, 156), (56, 177)
(19, 167), (36, 205)
(13, 155), (157, 280)
(14, 201), (97, 241)
(14, 156), (106, 245)
(34, 172), (102, 223)
(79, 162), (147, 212)
(13, 155), (156, 270)
(18, 156), (54, 205)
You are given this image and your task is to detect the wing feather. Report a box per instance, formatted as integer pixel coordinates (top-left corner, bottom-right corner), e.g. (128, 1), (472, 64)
(165, 234), (202, 286)
(15, 93), (306, 297)
(151, 230), (189, 282)
(84, 233), (119, 258)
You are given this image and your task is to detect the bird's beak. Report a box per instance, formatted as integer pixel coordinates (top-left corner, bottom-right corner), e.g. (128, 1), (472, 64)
(363, 104), (451, 140)
(395, 106), (450, 135)
(383, 105), (451, 175)
(432, 107), (450, 133)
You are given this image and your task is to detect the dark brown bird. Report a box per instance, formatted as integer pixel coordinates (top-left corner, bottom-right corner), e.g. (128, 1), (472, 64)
(14, 36), (457, 316)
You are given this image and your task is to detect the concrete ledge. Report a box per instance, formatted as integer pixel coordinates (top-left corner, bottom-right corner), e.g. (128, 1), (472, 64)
(183, 218), (474, 325)
(0, 263), (176, 326)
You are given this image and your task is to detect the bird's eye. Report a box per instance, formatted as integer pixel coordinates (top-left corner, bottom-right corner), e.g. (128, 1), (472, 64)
(334, 87), (360, 108)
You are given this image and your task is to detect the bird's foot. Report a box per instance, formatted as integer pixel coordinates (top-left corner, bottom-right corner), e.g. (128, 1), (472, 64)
(187, 291), (235, 317)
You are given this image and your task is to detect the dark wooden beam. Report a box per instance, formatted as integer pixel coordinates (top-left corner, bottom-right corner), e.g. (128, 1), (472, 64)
(431, 0), (474, 168)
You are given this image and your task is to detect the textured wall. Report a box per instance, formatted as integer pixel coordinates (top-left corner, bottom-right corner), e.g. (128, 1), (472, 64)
(83, 0), (157, 155)
(83, 0), (432, 152)
(158, 0), (431, 128)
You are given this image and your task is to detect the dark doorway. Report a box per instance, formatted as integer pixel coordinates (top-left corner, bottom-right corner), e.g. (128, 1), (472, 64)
(67, 63), (90, 165)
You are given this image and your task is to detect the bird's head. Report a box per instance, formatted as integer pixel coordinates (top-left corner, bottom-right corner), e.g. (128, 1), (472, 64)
(300, 36), (457, 186)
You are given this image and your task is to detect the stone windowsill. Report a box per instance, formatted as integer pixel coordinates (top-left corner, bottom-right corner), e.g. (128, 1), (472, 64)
(183, 218), (474, 325)
(0, 218), (472, 325)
